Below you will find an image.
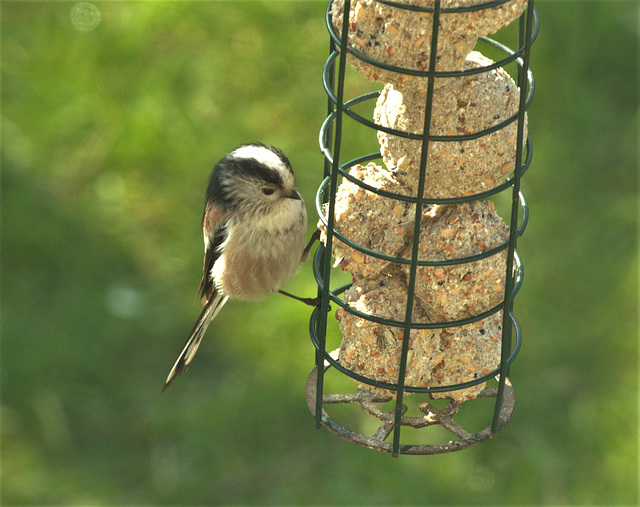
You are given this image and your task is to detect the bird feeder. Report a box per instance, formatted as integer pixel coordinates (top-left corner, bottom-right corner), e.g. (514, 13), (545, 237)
(307, 0), (538, 456)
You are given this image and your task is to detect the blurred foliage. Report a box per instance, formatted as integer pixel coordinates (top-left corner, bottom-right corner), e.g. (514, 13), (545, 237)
(1, 0), (637, 505)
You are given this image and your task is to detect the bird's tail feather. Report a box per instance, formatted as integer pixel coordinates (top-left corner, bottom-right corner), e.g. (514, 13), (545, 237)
(162, 291), (228, 392)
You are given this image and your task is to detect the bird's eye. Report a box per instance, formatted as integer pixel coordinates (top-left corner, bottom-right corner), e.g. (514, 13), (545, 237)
(262, 187), (275, 196)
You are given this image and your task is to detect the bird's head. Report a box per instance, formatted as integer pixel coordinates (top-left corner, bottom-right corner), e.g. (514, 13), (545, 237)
(208, 143), (302, 218)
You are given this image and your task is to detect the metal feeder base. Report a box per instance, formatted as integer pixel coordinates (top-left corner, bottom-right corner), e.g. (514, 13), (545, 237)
(306, 354), (515, 455)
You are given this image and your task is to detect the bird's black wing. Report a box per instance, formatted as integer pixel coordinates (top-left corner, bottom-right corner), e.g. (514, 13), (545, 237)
(164, 201), (230, 392)
(197, 201), (229, 306)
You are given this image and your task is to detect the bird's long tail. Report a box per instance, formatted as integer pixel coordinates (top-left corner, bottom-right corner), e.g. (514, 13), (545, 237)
(162, 291), (228, 392)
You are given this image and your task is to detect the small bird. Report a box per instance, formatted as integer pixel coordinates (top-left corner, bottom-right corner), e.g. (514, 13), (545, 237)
(163, 143), (318, 391)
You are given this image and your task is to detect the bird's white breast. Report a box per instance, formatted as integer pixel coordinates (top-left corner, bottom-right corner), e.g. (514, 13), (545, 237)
(212, 198), (307, 300)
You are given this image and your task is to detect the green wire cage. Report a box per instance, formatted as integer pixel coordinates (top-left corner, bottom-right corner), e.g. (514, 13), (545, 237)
(307, 0), (538, 456)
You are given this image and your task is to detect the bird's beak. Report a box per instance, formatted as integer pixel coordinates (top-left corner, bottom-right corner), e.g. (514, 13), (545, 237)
(285, 189), (302, 200)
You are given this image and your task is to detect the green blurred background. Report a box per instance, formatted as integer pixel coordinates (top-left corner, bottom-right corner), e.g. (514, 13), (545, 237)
(2, 0), (637, 504)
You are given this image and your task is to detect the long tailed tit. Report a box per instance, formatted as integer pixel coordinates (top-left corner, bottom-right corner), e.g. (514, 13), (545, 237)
(163, 143), (318, 391)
